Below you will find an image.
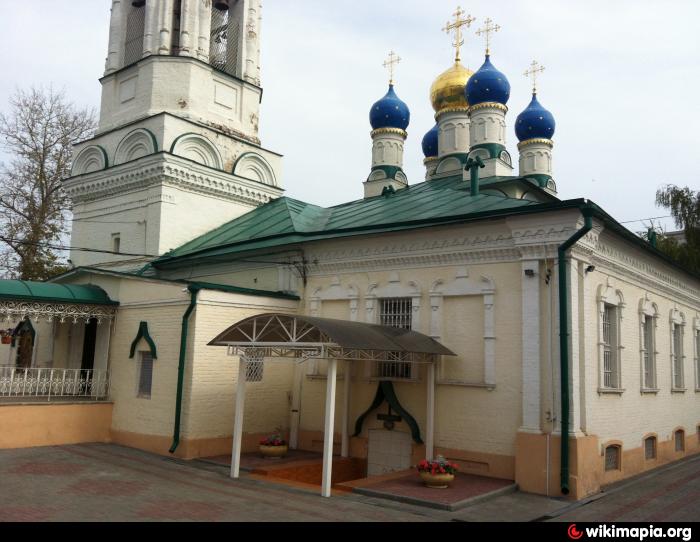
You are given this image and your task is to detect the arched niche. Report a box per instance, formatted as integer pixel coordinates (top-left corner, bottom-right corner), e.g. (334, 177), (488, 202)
(233, 152), (278, 186)
(170, 133), (223, 170)
(114, 128), (158, 165)
(72, 146), (108, 175)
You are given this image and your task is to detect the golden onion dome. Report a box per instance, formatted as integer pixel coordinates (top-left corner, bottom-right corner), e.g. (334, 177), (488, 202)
(430, 61), (474, 114)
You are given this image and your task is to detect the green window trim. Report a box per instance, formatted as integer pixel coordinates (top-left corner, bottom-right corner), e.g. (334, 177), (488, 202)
(129, 321), (158, 360)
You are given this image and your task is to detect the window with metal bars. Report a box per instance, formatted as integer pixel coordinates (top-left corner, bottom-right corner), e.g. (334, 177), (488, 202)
(377, 298), (413, 380)
(602, 304), (619, 388)
(123, 3), (146, 67)
(672, 324), (684, 389)
(643, 315), (655, 388)
(138, 352), (153, 399)
(675, 430), (685, 452)
(210, 2), (240, 76)
(245, 360), (264, 382)
(644, 436), (656, 460)
(604, 445), (621, 471)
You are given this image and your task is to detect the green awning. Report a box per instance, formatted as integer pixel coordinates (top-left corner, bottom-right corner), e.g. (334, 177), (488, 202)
(0, 280), (118, 305)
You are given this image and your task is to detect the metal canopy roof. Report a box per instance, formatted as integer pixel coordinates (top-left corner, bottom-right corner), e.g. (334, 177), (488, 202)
(209, 313), (456, 363)
(0, 280), (117, 305)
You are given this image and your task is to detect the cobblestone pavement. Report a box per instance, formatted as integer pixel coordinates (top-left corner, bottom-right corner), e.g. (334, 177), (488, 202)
(0, 444), (449, 522)
(1, 444), (697, 522)
(549, 454), (700, 523)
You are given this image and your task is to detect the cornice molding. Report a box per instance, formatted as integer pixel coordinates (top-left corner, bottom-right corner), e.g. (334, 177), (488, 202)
(64, 153), (282, 206)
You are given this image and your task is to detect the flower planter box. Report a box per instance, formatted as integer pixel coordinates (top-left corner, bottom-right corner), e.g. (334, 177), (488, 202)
(259, 444), (288, 458)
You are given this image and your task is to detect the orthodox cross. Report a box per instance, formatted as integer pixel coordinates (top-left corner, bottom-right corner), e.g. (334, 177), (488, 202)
(475, 17), (501, 55)
(442, 6), (475, 63)
(383, 50), (401, 85)
(524, 60), (546, 94)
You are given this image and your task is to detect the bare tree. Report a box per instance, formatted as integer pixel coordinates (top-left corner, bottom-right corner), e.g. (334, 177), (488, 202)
(0, 87), (96, 280)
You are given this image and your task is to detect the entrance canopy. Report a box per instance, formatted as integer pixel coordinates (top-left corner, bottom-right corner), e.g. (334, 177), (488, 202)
(208, 313), (456, 363)
(0, 280), (118, 323)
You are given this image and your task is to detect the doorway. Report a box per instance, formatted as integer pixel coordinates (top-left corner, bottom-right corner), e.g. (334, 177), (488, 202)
(13, 321), (35, 369)
(81, 319), (98, 372)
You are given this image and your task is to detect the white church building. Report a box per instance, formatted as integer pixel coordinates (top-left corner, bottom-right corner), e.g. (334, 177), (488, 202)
(1, 0), (698, 501)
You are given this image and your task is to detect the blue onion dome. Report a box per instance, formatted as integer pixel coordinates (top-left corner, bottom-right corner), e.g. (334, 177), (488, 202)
(422, 124), (439, 158)
(465, 55), (511, 106)
(369, 84), (410, 131)
(515, 94), (556, 141)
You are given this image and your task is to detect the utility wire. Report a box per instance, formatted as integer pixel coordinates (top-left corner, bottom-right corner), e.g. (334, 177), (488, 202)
(0, 213), (680, 261)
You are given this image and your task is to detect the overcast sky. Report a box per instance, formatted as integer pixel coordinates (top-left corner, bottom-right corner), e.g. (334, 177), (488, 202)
(1, 0), (699, 235)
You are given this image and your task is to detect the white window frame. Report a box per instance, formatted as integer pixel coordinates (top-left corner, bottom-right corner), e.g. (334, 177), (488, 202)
(375, 297), (414, 381)
(307, 277), (359, 379)
(137, 351), (154, 399)
(670, 309), (686, 392)
(597, 285), (624, 393)
(364, 274), (422, 382)
(639, 298), (659, 392)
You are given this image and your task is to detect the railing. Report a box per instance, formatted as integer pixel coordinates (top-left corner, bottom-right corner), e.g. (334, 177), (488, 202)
(0, 367), (110, 401)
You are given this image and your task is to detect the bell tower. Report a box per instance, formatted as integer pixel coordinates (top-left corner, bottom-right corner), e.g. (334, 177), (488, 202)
(65, 0), (283, 270)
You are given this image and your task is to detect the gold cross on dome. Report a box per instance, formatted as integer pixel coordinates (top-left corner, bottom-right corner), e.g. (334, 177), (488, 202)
(524, 60), (546, 93)
(475, 17), (501, 55)
(383, 50), (401, 85)
(442, 7), (475, 63)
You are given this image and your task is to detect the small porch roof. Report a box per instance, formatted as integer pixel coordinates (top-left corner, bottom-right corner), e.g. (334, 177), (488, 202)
(209, 313), (455, 361)
(0, 281), (117, 305)
(0, 280), (118, 323)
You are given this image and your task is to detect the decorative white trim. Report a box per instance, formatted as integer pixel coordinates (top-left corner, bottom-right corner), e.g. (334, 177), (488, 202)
(670, 307), (686, 390)
(597, 282), (625, 391)
(639, 295), (660, 391)
(521, 259), (541, 431)
(429, 267), (497, 387)
(0, 301), (116, 324)
(64, 153), (282, 207)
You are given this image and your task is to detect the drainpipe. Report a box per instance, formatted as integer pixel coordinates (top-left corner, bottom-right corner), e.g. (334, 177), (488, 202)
(169, 285), (201, 454)
(558, 203), (594, 495)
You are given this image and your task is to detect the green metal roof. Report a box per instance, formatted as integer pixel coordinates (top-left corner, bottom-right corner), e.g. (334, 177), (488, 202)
(0, 281), (118, 305)
(154, 175), (549, 267)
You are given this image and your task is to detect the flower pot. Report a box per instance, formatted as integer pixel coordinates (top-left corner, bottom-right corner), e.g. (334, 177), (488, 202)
(1, 336), (11, 345)
(419, 471), (455, 489)
(259, 444), (288, 458)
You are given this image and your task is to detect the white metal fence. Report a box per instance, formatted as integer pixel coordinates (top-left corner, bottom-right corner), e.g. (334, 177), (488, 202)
(0, 368), (110, 401)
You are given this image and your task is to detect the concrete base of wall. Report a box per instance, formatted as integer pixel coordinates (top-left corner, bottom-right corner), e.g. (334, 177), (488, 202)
(515, 431), (700, 500)
(0, 402), (113, 449)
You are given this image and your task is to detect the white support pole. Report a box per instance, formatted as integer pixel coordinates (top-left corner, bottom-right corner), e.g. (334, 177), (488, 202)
(321, 358), (338, 498)
(341, 360), (351, 458)
(230, 357), (248, 479)
(426, 362), (436, 461)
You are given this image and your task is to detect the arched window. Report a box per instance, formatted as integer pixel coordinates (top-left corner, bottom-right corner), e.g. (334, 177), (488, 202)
(675, 429), (685, 452)
(123, 1), (146, 67)
(210, 1), (240, 77)
(644, 436), (657, 460)
(604, 445), (621, 471)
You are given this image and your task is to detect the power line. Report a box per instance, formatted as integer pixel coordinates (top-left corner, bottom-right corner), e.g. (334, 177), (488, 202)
(1, 237), (155, 258)
(619, 215), (672, 225)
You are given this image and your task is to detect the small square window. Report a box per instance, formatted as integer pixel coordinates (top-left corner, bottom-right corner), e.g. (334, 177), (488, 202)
(675, 430), (685, 452)
(644, 437), (656, 460)
(605, 445), (621, 471)
(138, 352), (153, 398)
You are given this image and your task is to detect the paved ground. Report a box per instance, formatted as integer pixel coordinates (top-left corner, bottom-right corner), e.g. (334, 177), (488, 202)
(0, 444), (698, 522)
(549, 454), (700, 523)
